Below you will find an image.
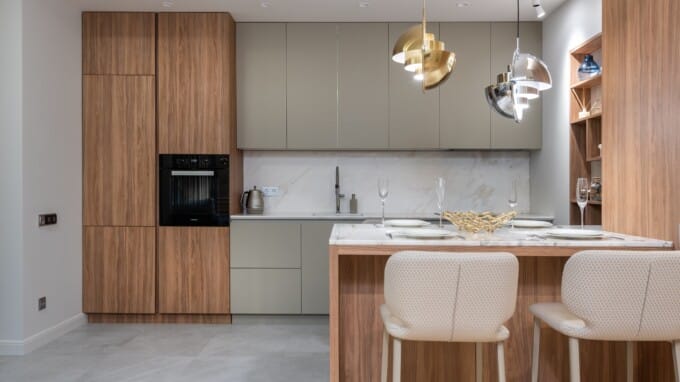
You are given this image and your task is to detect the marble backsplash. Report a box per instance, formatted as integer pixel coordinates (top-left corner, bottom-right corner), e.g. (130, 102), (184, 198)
(242, 151), (530, 215)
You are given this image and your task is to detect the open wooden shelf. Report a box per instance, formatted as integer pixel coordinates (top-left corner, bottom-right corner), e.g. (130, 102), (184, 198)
(570, 74), (602, 89)
(569, 33), (603, 226)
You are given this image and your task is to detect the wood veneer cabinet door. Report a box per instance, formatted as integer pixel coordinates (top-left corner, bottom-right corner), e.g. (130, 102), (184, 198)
(157, 13), (235, 154)
(439, 23), (492, 149)
(83, 75), (155, 227)
(83, 227), (156, 313)
(158, 227), (230, 314)
(82, 12), (155, 75)
(490, 22), (542, 149)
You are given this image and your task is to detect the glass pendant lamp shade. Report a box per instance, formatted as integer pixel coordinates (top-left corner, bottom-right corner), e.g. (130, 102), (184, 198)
(513, 85), (539, 100)
(511, 51), (552, 91)
(485, 71), (515, 119)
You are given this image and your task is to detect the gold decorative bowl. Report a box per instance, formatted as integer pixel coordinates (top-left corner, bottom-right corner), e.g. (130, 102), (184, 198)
(442, 211), (517, 233)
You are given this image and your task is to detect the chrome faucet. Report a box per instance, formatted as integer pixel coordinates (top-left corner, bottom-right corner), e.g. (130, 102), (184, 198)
(335, 166), (345, 214)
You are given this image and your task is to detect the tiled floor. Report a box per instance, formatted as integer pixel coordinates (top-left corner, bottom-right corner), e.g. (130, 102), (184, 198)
(0, 316), (329, 382)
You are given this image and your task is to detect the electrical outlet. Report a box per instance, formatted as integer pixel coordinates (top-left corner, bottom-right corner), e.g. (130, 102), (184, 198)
(261, 186), (281, 197)
(38, 213), (58, 226)
(38, 297), (46, 311)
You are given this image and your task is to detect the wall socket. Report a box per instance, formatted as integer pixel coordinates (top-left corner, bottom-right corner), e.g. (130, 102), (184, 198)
(38, 213), (58, 226)
(38, 296), (46, 311)
(261, 186), (282, 197)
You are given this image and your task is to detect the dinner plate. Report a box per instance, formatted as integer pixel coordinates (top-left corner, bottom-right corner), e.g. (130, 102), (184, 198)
(384, 219), (431, 228)
(507, 220), (553, 228)
(545, 229), (603, 239)
(390, 228), (456, 239)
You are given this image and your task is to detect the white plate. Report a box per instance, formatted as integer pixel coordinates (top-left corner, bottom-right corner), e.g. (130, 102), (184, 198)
(384, 219), (431, 228)
(507, 220), (553, 228)
(546, 229), (603, 239)
(390, 228), (456, 239)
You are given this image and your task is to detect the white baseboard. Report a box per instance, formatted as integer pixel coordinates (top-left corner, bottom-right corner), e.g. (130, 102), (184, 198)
(0, 313), (86, 355)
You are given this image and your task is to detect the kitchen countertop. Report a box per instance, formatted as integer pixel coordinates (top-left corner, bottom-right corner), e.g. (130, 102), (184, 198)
(328, 223), (673, 248)
(231, 212), (555, 221)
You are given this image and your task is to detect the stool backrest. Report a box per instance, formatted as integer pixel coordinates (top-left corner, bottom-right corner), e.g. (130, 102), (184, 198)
(562, 250), (680, 341)
(384, 251), (518, 342)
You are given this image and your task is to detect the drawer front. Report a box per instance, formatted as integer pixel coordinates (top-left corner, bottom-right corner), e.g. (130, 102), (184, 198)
(230, 269), (301, 314)
(231, 221), (301, 268)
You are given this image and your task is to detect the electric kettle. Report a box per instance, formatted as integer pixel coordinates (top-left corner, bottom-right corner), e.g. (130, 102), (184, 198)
(241, 186), (264, 215)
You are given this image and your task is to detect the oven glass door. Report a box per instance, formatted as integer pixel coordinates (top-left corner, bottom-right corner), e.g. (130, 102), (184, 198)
(160, 167), (229, 226)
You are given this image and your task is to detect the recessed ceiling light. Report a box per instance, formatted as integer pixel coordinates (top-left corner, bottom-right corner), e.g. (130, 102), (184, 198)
(260, 2), (271, 8)
(456, 2), (471, 7)
(161, 1), (173, 7)
(359, 2), (370, 8)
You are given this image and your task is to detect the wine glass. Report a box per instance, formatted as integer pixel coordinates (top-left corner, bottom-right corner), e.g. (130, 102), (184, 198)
(435, 177), (446, 227)
(575, 177), (589, 229)
(377, 178), (389, 227)
(508, 179), (518, 229)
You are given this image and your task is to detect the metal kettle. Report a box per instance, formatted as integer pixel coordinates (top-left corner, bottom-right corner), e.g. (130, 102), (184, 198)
(241, 186), (264, 215)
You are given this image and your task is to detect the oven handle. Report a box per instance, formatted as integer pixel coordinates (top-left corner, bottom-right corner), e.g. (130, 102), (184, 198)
(170, 170), (215, 176)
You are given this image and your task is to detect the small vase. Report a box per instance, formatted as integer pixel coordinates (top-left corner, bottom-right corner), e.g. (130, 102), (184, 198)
(577, 54), (601, 81)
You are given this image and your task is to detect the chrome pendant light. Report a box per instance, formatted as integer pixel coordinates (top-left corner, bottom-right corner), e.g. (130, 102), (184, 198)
(510, 0), (552, 92)
(391, 0), (455, 90)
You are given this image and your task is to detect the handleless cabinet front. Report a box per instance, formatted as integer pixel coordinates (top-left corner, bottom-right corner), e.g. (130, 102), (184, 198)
(490, 22), (542, 149)
(286, 23), (338, 149)
(388, 23), (440, 149)
(236, 23), (287, 149)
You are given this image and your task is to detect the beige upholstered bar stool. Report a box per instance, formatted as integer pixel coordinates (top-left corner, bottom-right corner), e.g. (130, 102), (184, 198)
(380, 251), (519, 382)
(530, 250), (680, 382)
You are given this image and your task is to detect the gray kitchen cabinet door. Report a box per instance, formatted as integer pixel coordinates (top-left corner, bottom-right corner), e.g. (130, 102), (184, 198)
(301, 221), (334, 314)
(231, 269), (302, 314)
(236, 23), (287, 149)
(439, 23), (492, 149)
(388, 23), (440, 149)
(490, 22), (542, 149)
(230, 221), (301, 268)
(286, 23), (338, 149)
(338, 23), (389, 149)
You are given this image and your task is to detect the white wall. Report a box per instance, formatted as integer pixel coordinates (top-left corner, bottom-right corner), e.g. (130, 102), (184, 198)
(21, 0), (83, 340)
(0, 0), (25, 343)
(530, 0), (601, 224)
(244, 151), (531, 215)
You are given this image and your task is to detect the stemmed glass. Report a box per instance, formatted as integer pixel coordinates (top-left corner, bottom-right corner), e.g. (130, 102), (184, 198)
(575, 178), (589, 229)
(435, 177), (446, 227)
(508, 179), (518, 229)
(377, 178), (389, 227)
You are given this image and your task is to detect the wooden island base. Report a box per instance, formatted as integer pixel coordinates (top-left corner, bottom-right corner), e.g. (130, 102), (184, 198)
(329, 245), (675, 382)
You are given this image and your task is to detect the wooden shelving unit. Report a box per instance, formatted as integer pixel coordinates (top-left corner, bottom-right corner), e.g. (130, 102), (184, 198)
(569, 33), (602, 225)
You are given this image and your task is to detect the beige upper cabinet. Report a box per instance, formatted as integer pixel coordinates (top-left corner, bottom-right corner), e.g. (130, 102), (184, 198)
(388, 23), (440, 150)
(286, 23), (338, 149)
(439, 23), (492, 149)
(337, 23), (389, 149)
(236, 23), (287, 150)
(490, 22), (543, 149)
(157, 13), (235, 154)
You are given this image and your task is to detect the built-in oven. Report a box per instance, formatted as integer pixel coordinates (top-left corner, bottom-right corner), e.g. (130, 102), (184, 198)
(159, 154), (230, 226)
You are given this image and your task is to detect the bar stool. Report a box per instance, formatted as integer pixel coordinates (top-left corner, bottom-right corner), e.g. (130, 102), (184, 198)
(380, 251), (519, 382)
(530, 250), (680, 382)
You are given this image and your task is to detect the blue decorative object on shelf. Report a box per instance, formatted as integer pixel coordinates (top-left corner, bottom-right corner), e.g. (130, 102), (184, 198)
(577, 54), (601, 81)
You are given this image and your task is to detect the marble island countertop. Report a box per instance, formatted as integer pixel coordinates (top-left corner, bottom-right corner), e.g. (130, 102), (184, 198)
(231, 212), (554, 222)
(328, 224), (673, 248)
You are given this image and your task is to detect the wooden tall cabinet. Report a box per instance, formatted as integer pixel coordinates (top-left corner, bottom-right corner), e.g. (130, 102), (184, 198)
(158, 13), (235, 154)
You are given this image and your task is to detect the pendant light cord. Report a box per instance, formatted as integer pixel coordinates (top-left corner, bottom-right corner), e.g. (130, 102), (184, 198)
(515, 0), (520, 53)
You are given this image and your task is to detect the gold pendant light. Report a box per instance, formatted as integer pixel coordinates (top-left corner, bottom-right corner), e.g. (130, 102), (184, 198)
(391, 0), (455, 91)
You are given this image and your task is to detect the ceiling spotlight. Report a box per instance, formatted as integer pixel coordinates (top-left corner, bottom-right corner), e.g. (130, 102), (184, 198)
(359, 2), (370, 8)
(260, 2), (271, 8)
(161, 1), (173, 7)
(456, 2), (471, 7)
(532, 0), (546, 18)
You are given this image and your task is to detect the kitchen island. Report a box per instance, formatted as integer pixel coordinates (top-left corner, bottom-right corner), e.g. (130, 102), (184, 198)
(328, 224), (672, 382)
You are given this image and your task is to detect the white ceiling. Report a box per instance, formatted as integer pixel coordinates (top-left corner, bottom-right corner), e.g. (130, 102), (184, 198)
(67, 0), (568, 22)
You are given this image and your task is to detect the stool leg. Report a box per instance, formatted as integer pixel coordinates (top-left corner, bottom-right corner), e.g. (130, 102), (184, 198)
(476, 342), (483, 382)
(381, 329), (389, 382)
(672, 341), (680, 382)
(497, 341), (506, 382)
(531, 318), (541, 382)
(569, 337), (581, 382)
(626, 341), (634, 382)
(393, 338), (402, 382)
